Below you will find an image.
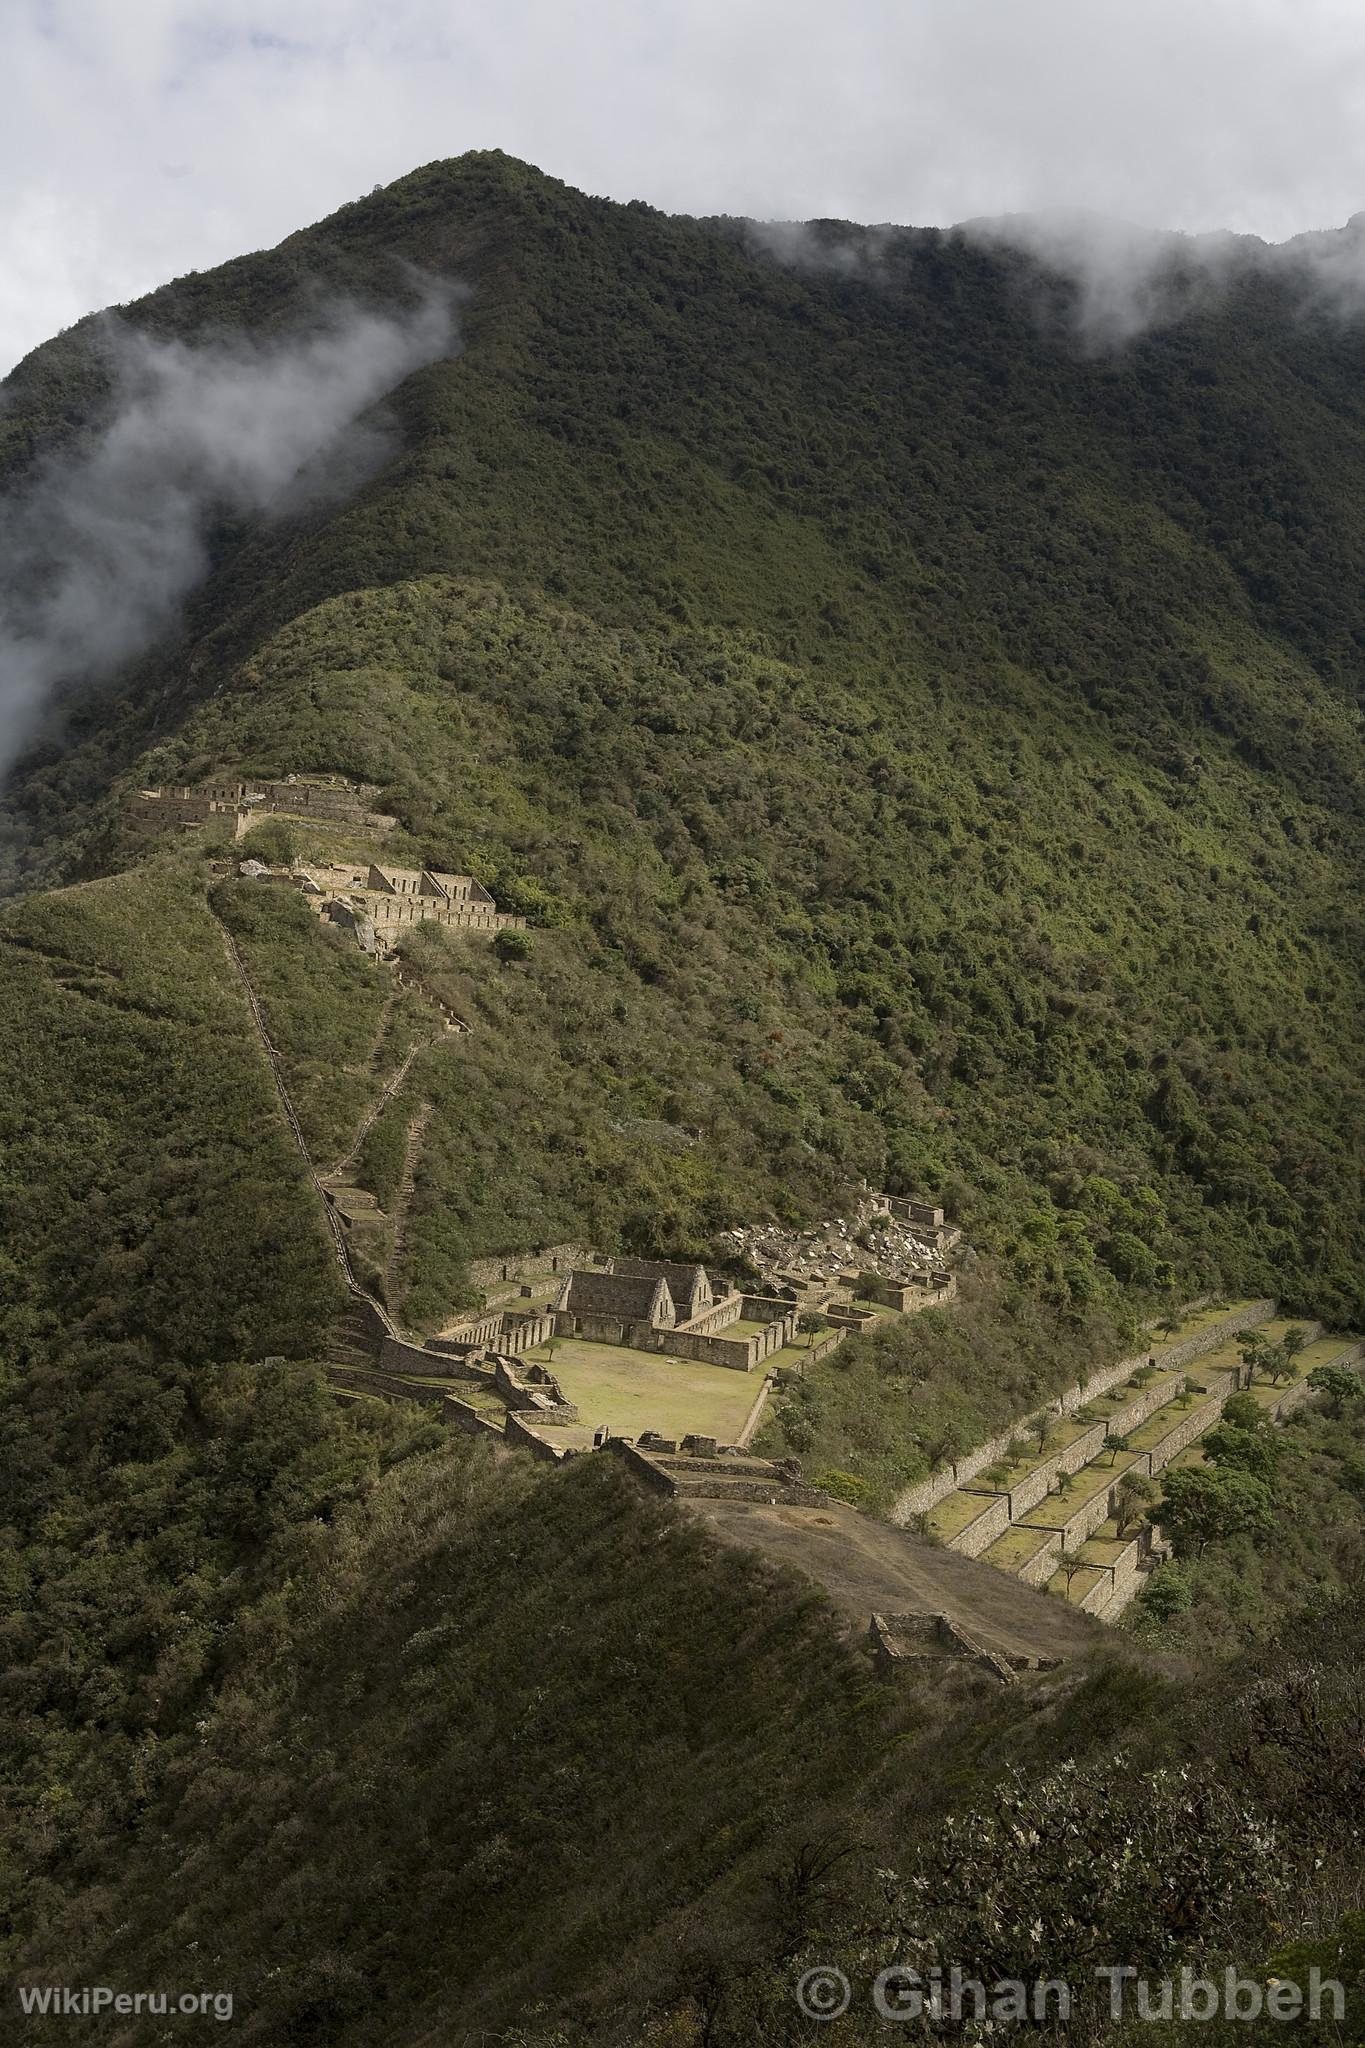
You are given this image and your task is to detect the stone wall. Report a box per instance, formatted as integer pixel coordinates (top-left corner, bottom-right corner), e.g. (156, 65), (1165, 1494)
(492, 1356), (579, 1423)
(1092, 1535), (1145, 1615)
(1135, 1392), (1229, 1478)
(890, 1300), (1276, 1525)
(950, 1493), (1013, 1559)
(380, 1333), (465, 1378)
(498, 1310), (555, 1354)
(1266, 1338), (1364, 1419)
(1017, 1532), (1062, 1589)
(868, 1611), (1016, 1684)
(429, 1311), (505, 1350)
(503, 1410), (576, 1461)
(654, 1326), (759, 1371)
(465, 1243), (592, 1292)
(442, 1393), (507, 1439)
(327, 1366), (449, 1407)
(1014, 1479), (1120, 1553)
(979, 1369), (1225, 1523)
(676, 1295), (745, 1337)
(257, 780), (396, 831)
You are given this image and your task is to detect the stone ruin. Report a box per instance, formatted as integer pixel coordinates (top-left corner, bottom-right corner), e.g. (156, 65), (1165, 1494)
(726, 1190), (960, 1311)
(550, 1257), (800, 1372)
(125, 772), (398, 842)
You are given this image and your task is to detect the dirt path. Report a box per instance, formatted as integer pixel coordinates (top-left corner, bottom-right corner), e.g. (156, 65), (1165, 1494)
(691, 1498), (1102, 1664)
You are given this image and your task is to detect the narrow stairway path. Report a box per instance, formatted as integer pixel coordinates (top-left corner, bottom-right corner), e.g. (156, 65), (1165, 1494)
(386, 1101), (433, 1311)
(210, 902), (395, 1338)
(330, 1037), (429, 1177)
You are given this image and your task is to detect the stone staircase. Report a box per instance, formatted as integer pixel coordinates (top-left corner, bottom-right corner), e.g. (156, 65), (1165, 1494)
(326, 1302), (386, 1371)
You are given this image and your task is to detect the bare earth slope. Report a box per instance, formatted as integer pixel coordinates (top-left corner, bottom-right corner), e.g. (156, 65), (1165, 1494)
(691, 1497), (1100, 1662)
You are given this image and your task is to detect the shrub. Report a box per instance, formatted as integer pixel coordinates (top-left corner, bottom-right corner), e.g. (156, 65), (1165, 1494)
(813, 1468), (868, 1506)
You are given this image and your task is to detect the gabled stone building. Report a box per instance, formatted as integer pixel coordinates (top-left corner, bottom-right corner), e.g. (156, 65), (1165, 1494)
(613, 1257), (714, 1324)
(552, 1270), (679, 1333)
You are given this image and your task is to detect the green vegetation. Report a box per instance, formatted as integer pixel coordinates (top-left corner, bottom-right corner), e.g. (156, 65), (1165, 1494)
(0, 153), (1362, 2041)
(1130, 1402), (1365, 1655)
(1, 153), (1361, 1342)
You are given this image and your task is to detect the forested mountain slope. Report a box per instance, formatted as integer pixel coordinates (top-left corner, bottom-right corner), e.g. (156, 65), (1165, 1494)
(1, 150), (1360, 1330)
(1, 156), (1363, 2044)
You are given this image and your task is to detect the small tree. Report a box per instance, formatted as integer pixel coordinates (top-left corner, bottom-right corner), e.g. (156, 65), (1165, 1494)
(1204, 1421), (1280, 1487)
(1113, 1471), (1156, 1537)
(1309, 1362), (1364, 1419)
(797, 1311), (826, 1344)
(1055, 1545), (1087, 1596)
(493, 928), (534, 965)
(1030, 1410), (1055, 1455)
(1239, 1333), (1270, 1386)
(1103, 1432), (1130, 1466)
(1221, 1390), (1268, 1433)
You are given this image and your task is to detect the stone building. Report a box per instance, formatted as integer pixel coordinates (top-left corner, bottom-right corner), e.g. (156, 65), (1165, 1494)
(125, 772), (396, 842)
(553, 1270), (679, 1334)
(613, 1257), (714, 1324)
(550, 1257), (800, 1373)
(299, 862), (525, 946)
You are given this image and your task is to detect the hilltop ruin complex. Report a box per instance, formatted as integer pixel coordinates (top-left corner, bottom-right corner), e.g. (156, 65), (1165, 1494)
(126, 772), (399, 841)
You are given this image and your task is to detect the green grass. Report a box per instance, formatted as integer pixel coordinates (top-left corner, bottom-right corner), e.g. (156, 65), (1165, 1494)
(927, 1489), (1002, 1541)
(524, 1338), (759, 1442)
(982, 1525), (1058, 1571)
(1047, 1564), (1109, 1605)
(1016, 1454), (1141, 1527)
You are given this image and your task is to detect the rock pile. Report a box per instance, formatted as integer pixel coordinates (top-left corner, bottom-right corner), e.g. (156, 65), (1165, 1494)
(725, 1197), (955, 1293)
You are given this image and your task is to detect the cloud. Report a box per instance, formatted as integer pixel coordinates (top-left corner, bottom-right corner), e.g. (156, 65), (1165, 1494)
(0, 288), (458, 783)
(957, 208), (1365, 348)
(7, 1), (1365, 373)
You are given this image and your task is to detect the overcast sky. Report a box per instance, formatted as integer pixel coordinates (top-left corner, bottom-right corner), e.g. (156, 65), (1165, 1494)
(6, 0), (1365, 374)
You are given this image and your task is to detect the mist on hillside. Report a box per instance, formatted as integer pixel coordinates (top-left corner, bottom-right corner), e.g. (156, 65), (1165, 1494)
(746, 202), (1365, 348)
(0, 286), (459, 785)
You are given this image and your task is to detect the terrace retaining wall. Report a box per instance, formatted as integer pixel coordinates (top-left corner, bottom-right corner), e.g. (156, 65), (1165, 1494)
(890, 1300), (1275, 1526)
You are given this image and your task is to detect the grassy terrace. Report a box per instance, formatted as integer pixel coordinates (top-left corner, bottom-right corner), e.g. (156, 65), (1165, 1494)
(1079, 1525), (1138, 1568)
(1016, 1452), (1142, 1529)
(982, 1525), (1057, 1571)
(917, 1308), (1281, 1550)
(521, 1337), (759, 1444)
(1244, 1332), (1360, 1412)
(1047, 1564), (1108, 1606)
(1126, 1391), (1217, 1454)
(927, 1489), (1002, 1542)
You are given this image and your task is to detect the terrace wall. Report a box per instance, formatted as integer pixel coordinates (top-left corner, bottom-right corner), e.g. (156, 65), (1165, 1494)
(1012, 1478), (1123, 1553)
(1017, 1532), (1062, 1589)
(1266, 1338), (1363, 1419)
(949, 1493), (1013, 1559)
(890, 1300), (1275, 1525)
(1135, 1392), (1229, 1478)
(466, 1243), (592, 1291)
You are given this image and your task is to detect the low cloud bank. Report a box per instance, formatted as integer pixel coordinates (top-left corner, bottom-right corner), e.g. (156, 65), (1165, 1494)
(745, 202), (1365, 348)
(0, 286), (459, 784)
